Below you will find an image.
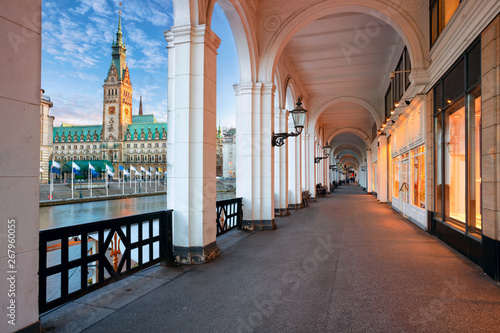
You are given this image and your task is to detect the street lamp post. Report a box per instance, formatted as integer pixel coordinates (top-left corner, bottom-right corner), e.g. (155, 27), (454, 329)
(272, 98), (307, 147)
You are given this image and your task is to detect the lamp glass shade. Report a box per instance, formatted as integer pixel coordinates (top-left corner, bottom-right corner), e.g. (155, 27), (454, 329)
(290, 98), (307, 132)
(323, 141), (331, 156)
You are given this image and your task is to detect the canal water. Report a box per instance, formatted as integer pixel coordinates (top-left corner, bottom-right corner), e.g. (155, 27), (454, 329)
(39, 192), (236, 230)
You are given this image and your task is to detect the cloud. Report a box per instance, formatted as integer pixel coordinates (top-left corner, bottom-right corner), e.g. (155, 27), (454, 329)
(125, 25), (167, 72)
(50, 92), (103, 126)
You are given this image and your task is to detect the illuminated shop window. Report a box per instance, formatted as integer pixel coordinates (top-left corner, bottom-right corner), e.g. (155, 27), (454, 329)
(393, 157), (399, 198)
(433, 39), (481, 237)
(430, 0), (461, 46)
(411, 146), (425, 209)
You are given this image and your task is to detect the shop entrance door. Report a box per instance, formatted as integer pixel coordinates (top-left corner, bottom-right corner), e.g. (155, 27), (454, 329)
(401, 159), (410, 216)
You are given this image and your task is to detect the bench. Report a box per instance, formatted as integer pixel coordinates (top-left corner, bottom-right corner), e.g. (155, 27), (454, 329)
(301, 190), (311, 207)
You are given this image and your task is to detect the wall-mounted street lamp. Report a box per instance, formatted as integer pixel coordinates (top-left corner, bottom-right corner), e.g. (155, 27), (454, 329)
(272, 98), (307, 147)
(314, 141), (331, 163)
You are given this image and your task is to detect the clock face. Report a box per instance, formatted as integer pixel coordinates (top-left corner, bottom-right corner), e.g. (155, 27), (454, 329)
(108, 106), (115, 114)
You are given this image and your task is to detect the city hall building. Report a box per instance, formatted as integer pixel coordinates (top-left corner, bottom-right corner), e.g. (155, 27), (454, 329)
(50, 14), (167, 178)
(2, 0), (500, 331)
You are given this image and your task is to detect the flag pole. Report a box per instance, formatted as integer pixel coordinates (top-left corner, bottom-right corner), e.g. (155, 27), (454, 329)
(71, 161), (74, 199)
(106, 166), (109, 197)
(50, 162), (53, 201)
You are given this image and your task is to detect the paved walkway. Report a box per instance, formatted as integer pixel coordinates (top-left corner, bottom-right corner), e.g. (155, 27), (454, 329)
(41, 185), (500, 333)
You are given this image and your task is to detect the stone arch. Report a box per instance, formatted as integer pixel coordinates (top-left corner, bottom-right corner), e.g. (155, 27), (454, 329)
(307, 96), (383, 133)
(259, 1), (426, 83)
(274, 66), (283, 110)
(326, 127), (371, 147)
(202, 0), (258, 82)
(332, 145), (364, 162)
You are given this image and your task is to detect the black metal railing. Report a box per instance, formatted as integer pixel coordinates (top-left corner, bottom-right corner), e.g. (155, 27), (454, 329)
(216, 198), (243, 236)
(39, 210), (173, 313)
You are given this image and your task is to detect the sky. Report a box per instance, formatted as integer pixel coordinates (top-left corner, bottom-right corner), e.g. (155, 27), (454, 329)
(41, 0), (239, 128)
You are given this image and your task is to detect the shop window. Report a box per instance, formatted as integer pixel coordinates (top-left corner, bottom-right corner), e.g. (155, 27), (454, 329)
(393, 157), (400, 198)
(467, 42), (481, 89)
(443, 60), (464, 104)
(467, 86), (481, 237)
(444, 97), (466, 226)
(435, 114), (443, 220)
(430, 0), (461, 46)
(412, 147), (426, 209)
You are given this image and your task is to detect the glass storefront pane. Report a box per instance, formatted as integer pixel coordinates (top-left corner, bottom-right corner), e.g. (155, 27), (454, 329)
(443, 59), (464, 104)
(467, 42), (481, 89)
(468, 85), (482, 237)
(431, 2), (438, 44)
(393, 158), (399, 198)
(444, 97), (466, 227)
(435, 83), (442, 113)
(412, 147), (426, 209)
(435, 114), (443, 220)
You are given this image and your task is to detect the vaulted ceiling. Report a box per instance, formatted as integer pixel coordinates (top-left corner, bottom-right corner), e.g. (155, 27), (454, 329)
(282, 11), (404, 165)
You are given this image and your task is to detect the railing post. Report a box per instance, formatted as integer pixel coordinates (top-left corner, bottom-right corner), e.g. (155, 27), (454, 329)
(160, 210), (174, 265)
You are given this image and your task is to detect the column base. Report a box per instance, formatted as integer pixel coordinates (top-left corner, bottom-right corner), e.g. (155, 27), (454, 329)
(288, 203), (303, 210)
(274, 208), (290, 216)
(242, 219), (276, 231)
(17, 321), (40, 333)
(173, 241), (220, 264)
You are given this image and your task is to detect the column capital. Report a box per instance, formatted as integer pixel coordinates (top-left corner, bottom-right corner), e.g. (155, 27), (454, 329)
(165, 24), (221, 52)
(261, 82), (276, 95)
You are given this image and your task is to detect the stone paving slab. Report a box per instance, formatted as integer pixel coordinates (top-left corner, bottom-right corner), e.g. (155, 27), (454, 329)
(42, 185), (500, 333)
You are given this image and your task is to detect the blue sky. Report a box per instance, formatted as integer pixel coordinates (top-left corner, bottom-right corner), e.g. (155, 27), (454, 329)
(42, 0), (239, 128)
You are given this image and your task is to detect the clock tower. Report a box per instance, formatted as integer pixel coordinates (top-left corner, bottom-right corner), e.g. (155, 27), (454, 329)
(103, 6), (132, 146)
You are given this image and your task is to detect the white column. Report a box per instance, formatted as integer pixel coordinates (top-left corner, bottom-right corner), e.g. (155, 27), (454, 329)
(307, 134), (316, 198)
(326, 158), (331, 192)
(0, 3), (41, 331)
(287, 123), (302, 209)
(367, 149), (373, 193)
(274, 109), (289, 216)
(165, 25), (221, 264)
(378, 135), (388, 203)
(301, 134), (307, 192)
(235, 82), (276, 230)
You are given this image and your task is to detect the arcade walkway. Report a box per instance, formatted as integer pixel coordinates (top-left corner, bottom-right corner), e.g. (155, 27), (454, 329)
(42, 186), (500, 332)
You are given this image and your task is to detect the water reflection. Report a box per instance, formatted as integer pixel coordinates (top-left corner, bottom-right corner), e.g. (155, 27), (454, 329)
(40, 192), (236, 230)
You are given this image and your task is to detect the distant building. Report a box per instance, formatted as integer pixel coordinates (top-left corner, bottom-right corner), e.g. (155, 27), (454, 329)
(216, 125), (223, 177)
(222, 128), (236, 178)
(40, 89), (54, 183)
(50, 11), (167, 177)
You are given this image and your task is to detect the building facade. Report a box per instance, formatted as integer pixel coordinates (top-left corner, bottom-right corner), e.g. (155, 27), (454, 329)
(50, 12), (167, 177)
(222, 128), (236, 178)
(40, 89), (54, 184)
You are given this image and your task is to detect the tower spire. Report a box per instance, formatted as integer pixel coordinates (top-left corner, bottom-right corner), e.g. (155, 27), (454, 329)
(139, 96), (143, 115)
(116, 3), (123, 46)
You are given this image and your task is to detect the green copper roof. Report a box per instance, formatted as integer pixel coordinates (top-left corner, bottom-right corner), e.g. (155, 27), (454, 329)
(53, 125), (102, 142)
(132, 115), (157, 124)
(125, 122), (167, 141)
